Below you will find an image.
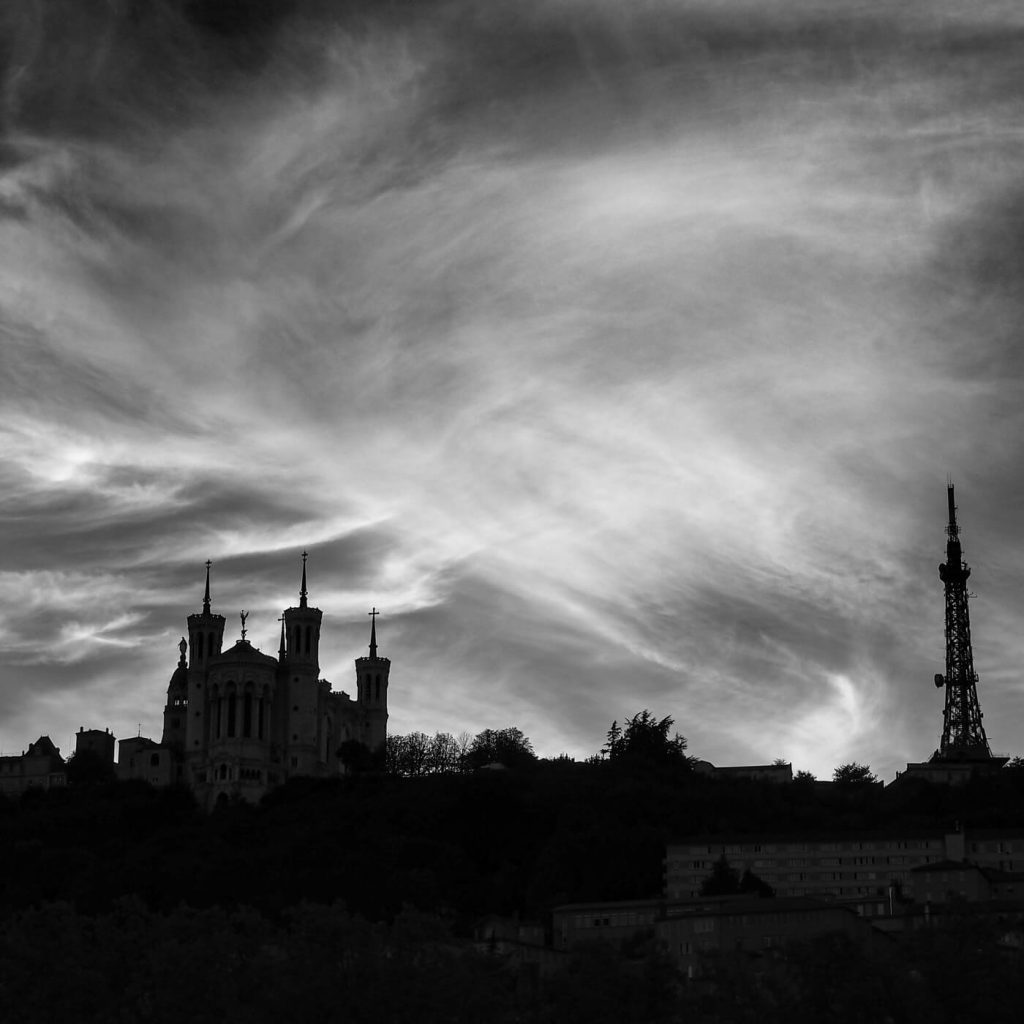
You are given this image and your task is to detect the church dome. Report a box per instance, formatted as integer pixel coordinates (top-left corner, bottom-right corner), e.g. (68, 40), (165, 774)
(168, 637), (188, 694)
(168, 663), (188, 692)
(213, 639), (279, 667)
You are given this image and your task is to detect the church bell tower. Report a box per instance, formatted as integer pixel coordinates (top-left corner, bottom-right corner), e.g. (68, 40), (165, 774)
(283, 551), (322, 669)
(187, 561), (225, 669)
(355, 608), (390, 752)
(282, 551), (324, 775)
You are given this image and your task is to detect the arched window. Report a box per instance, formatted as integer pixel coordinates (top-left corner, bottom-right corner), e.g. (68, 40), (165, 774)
(305, 626), (311, 654)
(215, 696), (223, 739)
(219, 763), (227, 781)
(257, 698), (265, 740)
(227, 694), (237, 737)
(375, 677), (380, 701)
(293, 626), (301, 655)
(207, 633), (214, 657)
(243, 694), (253, 737)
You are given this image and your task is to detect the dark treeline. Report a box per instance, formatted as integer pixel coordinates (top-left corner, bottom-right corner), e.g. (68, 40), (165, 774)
(5, 721), (1024, 1021)
(6, 745), (1024, 925)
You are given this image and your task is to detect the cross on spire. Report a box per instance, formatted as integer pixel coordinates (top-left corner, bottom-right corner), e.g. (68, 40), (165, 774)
(299, 550), (309, 608)
(368, 607), (379, 659)
(278, 614), (286, 658)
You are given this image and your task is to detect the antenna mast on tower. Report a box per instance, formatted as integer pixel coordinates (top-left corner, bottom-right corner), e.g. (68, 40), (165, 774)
(932, 483), (993, 761)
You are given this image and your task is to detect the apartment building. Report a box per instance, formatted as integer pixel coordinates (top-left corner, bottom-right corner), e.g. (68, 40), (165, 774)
(551, 895), (873, 976)
(665, 832), (956, 900)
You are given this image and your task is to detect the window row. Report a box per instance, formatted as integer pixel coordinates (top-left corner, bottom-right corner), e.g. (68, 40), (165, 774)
(363, 672), (384, 701)
(292, 625), (315, 656)
(213, 694), (268, 740)
(191, 632), (219, 662)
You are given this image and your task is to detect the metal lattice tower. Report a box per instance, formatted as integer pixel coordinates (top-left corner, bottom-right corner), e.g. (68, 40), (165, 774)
(932, 483), (992, 761)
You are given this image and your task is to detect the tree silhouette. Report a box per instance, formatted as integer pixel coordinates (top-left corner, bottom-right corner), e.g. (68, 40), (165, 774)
(739, 867), (775, 898)
(65, 749), (116, 787)
(699, 855), (774, 898)
(832, 762), (878, 785)
(603, 710), (689, 768)
(602, 720), (622, 759)
(700, 854), (740, 895)
(464, 728), (536, 770)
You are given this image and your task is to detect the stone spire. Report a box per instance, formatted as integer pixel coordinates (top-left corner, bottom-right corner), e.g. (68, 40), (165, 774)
(368, 607), (379, 660)
(202, 559), (212, 615)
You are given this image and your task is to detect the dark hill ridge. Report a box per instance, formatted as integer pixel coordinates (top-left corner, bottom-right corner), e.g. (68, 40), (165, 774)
(4, 759), (1024, 924)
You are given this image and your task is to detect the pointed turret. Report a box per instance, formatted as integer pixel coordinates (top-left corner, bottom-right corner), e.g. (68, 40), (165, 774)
(283, 549), (322, 668)
(203, 559), (212, 615)
(187, 560), (225, 668)
(281, 550), (325, 779)
(355, 607), (390, 752)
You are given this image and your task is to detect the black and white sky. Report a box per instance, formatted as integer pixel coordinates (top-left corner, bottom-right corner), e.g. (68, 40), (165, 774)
(3, 0), (1024, 779)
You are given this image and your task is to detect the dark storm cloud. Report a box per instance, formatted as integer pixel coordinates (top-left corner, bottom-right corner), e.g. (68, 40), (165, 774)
(5, 0), (1016, 157)
(0, 0), (301, 141)
(0, 466), (318, 565)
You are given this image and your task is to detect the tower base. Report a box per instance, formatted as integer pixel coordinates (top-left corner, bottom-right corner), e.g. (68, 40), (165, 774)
(894, 754), (1009, 787)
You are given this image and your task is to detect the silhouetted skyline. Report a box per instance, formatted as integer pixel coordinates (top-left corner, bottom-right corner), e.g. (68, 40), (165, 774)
(3, 1), (1024, 781)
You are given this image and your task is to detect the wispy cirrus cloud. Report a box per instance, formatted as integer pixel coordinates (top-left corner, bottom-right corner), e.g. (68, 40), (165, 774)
(2, 0), (1024, 776)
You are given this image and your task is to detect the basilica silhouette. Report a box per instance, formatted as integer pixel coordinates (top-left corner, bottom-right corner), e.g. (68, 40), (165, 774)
(154, 554), (389, 808)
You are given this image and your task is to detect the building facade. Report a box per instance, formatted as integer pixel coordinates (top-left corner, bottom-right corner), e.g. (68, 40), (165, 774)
(152, 556), (390, 807)
(551, 895), (872, 977)
(665, 828), (1024, 902)
(666, 832), (952, 901)
(0, 736), (66, 796)
(117, 736), (177, 788)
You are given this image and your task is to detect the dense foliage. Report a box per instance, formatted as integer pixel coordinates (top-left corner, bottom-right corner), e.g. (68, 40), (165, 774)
(5, 721), (1024, 1019)
(4, 750), (1024, 925)
(0, 896), (1022, 1023)
(602, 711), (691, 768)
(832, 762), (880, 785)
